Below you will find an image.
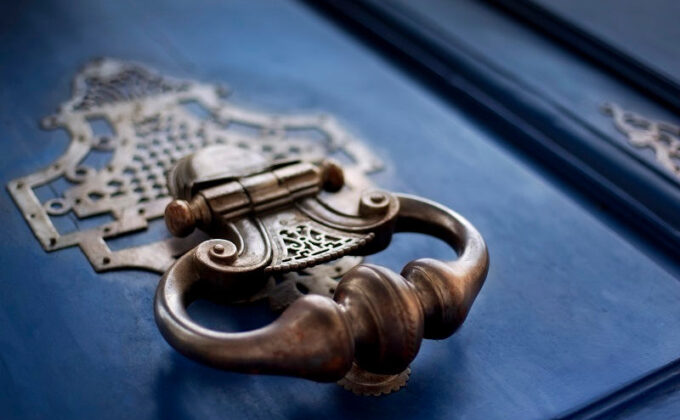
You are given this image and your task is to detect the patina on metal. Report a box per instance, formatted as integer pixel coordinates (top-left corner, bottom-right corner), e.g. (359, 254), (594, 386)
(7, 58), (382, 307)
(156, 145), (490, 395)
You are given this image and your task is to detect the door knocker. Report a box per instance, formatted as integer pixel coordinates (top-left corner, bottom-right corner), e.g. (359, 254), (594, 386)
(155, 145), (489, 395)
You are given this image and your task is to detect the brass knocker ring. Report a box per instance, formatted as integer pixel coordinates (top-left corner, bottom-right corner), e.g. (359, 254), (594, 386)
(154, 146), (489, 395)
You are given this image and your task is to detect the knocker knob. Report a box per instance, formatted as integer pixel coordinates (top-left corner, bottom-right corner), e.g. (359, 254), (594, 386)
(334, 264), (424, 374)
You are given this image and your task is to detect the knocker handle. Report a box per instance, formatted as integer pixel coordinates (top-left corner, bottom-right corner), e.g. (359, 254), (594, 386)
(154, 194), (488, 383)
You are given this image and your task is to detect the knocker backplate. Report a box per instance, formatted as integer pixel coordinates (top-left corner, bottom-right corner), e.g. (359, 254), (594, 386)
(7, 58), (384, 306)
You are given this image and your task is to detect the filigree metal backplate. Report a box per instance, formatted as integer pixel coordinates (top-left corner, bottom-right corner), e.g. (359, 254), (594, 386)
(7, 58), (382, 305)
(603, 103), (680, 178)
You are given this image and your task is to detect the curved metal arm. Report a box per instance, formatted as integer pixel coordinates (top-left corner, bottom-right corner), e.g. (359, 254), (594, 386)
(154, 194), (488, 382)
(155, 272), (354, 381)
(395, 194), (489, 339)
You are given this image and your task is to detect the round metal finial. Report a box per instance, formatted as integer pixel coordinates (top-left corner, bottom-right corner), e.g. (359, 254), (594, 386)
(165, 199), (196, 237)
(320, 159), (345, 192)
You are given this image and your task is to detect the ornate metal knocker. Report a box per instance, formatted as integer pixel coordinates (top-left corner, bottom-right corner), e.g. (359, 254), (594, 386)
(155, 145), (489, 395)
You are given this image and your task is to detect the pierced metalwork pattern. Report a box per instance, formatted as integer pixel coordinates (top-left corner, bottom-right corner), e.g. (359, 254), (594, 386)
(7, 58), (383, 278)
(280, 224), (362, 263)
(604, 103), (680, 178)
(267, 256), (363, 312)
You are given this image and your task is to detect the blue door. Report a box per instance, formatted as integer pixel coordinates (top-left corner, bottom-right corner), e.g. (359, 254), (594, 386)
(1, 1), (679, 419)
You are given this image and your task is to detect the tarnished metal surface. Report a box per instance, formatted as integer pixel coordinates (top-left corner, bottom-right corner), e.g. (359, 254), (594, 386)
(604, 103), (680, 178)
(156, 148), (490, 395)
(7, 59), (381, 282)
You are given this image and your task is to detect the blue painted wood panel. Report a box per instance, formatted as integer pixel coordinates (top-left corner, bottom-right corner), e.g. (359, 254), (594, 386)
(483, 0), (680, 115)
(387, 0), (680, 145)
(1, 1), (679, 419)
(533, 0), (680, 89)
(372, 0), (680, 251)
(613, 380), (680, 420)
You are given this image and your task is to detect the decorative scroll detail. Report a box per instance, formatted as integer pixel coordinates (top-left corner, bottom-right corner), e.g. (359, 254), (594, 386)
(603, 103), (680, 178)
(7, 58), (383, 275)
